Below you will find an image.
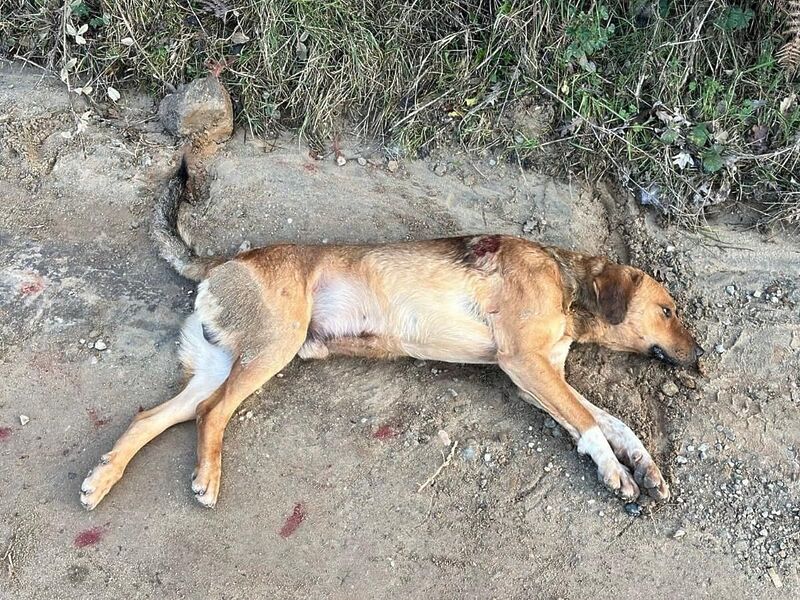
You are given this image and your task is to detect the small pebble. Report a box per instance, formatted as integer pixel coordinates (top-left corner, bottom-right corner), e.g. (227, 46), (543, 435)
(483, 452), (492, 463)
(661, 381), (679, 397)
(19, 415), (29, 426)
(461, 439), (479, 462)
(357, 157), (367, 166)
(93, 340), (108, 351)
(624, 502), (642, 517)
(88, 329), (101, 338)
(238, 239), (251, 253)
(433, 163), (447, 176)
(673, 528), (687, 539)
(714, 343), (725, 354)
(336, 155), (347, 167)
(387, 160), (399, 173)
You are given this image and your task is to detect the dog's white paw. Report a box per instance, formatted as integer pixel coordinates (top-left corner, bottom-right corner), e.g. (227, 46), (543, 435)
(598, 461), (640, 501)
(191, 462), (220, 508)
(629, 450), (670, 501)
(79, 454), (121, 510)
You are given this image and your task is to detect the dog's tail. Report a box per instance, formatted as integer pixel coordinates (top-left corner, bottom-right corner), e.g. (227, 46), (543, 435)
(151, 155), (219, 282)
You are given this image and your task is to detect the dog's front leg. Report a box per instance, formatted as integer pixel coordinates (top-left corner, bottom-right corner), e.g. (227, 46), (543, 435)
(499, 354), (640, 500)
(571, 389), (670, 501)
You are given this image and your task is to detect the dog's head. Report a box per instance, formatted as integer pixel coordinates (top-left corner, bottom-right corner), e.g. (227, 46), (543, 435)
(588, 260), (703, 368)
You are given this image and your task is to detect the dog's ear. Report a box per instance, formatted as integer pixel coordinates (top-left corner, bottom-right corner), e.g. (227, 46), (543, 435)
(591, 262), (643, 325)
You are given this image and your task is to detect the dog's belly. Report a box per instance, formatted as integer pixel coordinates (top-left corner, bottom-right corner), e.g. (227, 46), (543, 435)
(303, 276), (497, 363)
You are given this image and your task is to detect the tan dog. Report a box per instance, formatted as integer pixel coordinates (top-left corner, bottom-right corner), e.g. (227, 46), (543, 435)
(80, 159), (703, 510)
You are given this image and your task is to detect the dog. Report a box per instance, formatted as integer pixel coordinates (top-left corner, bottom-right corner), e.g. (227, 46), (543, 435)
(79, 157), (703, 510)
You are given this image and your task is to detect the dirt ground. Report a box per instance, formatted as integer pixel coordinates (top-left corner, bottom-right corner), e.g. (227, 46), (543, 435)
(1, 62), (799, 599)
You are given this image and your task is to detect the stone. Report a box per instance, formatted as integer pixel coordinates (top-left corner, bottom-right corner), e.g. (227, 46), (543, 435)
(387, 160), (399, 173)
(661, 381), (679, 397)
(158, 76), (233, 143)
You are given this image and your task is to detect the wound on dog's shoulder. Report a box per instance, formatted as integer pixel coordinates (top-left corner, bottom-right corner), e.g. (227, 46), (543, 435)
(470, 235), (502, 258)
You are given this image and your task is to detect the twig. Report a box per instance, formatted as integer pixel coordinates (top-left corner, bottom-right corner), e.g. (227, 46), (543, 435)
(417, 440), (459, 493)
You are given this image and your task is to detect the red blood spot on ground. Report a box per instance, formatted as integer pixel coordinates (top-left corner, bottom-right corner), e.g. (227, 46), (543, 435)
(86, 408), (111, 429)
(18, 275), (45, 296)
(279, 503), (306, 538)
(74, 526), (105, 548)
(471, 235), (501, 258)
(0, 427), (11, 441)
(373, 424), (399, 440)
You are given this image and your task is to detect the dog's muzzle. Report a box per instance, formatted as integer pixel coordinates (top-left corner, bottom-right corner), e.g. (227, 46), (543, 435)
(651, 344), (705, 368)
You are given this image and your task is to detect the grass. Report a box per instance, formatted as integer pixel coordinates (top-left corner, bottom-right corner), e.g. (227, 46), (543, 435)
(2, 0), (799, 228)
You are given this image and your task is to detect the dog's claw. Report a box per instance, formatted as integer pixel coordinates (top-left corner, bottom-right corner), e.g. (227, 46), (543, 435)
(191, 461), (220, 508)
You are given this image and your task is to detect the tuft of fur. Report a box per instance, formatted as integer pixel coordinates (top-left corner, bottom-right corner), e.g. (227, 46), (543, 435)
(151, 157), (219, 281)
(178, 313), (234, 383)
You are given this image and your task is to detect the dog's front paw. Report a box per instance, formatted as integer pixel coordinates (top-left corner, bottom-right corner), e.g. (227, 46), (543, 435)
(80, 454), (121, 510)
(598, 460), (640, 501)
(191, 460), (221, 508)
(629, 450), (670, 501)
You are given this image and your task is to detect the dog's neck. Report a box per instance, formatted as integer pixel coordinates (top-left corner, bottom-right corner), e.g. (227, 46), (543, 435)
(543, 247), (613, 345)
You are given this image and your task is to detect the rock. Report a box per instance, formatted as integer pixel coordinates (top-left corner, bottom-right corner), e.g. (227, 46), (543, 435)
(237, 239), (251, 253)
(714, 343), (725, 354)
(767, 567), (783, 588)
(624, 502), (642, 517)
(357, 157), (367, 166)
(677, 373), (696, 389)
(387, 160), (399, 173)
(437, 430), (451, 446)
(158, 76), (233, 143)
(93, 340), (108, 351)
(461, 438), (479, 461)
(19, 414), (29, 426)
(88, 329), (101, 338)
(483, 452), (492, 463)
(673, 528), (687, 539)
(336, 155), (347, 167)
(661, 381), (679, 397)
(433, 163), (447, 176)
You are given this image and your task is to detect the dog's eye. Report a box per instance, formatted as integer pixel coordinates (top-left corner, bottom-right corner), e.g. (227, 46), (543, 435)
(662, 307), (672, 318)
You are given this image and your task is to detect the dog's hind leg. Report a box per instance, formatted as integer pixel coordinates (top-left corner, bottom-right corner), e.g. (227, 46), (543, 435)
(191, 336), (305, 507)
(80, 314), (233, 510)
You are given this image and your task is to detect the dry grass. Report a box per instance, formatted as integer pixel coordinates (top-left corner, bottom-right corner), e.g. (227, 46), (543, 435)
(2, 1), (799, 228)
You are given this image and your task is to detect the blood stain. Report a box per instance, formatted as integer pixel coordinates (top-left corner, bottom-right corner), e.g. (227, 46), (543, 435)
(279, 503), (306, 538)
(18, 276), (45, 296)
(86, 408), (111, 429)
(373, 424), (398, 440)
(471, 235), (501, 258)
(0, 427), (11, 441)
(74, 526), (105, 548)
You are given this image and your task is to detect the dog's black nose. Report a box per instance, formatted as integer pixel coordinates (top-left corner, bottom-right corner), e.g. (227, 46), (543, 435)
(694, 344), (705, 359)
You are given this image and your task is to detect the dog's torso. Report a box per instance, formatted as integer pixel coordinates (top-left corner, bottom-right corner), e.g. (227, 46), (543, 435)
(195, 234), (569, 368)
